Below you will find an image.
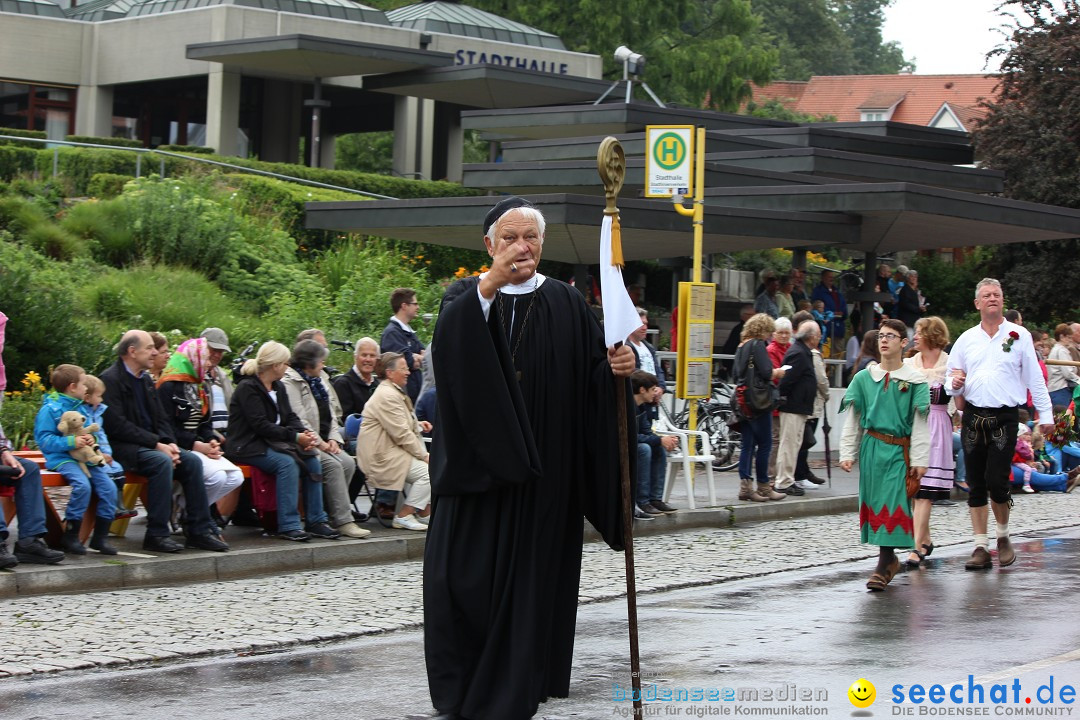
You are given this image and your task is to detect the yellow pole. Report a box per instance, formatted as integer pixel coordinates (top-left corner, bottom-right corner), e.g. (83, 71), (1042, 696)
(672, 127), (707, 443)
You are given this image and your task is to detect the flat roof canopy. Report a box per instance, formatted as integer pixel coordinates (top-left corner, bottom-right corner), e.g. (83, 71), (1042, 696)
(461, 158), (838, 195)
(720, 126), (974, 165)
(462, 102), (795, 140)
(709, 147), (1002, 193)
(501, 131), (790, 162)
(305, 194), (861, 264)
(702, 183), (1080, 254)
(185, 34), (453, 79)
(363, 65), (616, 108)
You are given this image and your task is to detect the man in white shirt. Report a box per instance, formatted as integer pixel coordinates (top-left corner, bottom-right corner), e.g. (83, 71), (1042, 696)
(946, 278), (1053, 570)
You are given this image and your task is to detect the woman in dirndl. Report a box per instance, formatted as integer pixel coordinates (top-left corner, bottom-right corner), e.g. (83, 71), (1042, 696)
(903, 316), (956, 567)
(840, 318), (931, 591)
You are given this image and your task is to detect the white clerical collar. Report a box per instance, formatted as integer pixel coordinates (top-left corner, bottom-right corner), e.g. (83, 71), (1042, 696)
(479, 272), (546, 295)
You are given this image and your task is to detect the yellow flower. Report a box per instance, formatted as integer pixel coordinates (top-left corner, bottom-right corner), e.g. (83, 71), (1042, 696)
(23, 371), (41, 388)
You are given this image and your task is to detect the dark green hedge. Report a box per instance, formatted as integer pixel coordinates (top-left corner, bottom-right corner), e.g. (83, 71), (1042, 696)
(156, 144), (215, 154)
(178, 153), (483, 199)
(23, 144), (481, 199)
(0, 145), (40, 180)
(0, 127), (47, 149)
(65, 135), (143, 149)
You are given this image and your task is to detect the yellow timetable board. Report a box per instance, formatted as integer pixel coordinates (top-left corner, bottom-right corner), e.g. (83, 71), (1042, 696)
(675, 281), (716, 399)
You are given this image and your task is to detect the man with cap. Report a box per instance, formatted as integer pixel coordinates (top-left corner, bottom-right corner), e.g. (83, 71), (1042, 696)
(424, 197), (635, 720)
(200, 328), (234, 434)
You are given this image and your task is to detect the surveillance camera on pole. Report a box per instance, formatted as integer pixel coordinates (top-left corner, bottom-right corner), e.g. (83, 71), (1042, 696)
(593, 45), (666, 107)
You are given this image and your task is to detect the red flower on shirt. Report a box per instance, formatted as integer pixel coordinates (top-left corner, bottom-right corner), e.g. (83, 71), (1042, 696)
(1003, 331), (1020, 352)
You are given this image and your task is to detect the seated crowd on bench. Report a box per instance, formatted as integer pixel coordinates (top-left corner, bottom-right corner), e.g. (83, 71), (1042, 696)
(0, 288), (437, 566)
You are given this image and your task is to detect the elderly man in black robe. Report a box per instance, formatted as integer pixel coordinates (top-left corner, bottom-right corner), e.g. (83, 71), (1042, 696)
(424, 197), (635, 720)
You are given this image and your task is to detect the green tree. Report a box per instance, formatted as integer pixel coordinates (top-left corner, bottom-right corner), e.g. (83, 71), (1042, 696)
(754, 0), (913, 79)
(336, 131), (394, 175)
(754, 0), (849, 79)
(976, 0), (1080, 321)
(835, 0), (913, 75)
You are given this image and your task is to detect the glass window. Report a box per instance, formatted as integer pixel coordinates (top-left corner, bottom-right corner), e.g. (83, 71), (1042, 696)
(0, 81), (30, 130)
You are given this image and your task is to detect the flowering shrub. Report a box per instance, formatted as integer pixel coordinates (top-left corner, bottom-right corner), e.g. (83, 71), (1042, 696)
(0, 371), (46, 449)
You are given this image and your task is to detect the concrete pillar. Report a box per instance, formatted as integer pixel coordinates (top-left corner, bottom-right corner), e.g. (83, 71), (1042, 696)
(419, 97), (435, 181)
(205, 67), (241, 157)
(74, 85), (113, 138)
(260, 79), (301, 164)
(439, 104), (464, 182)
(393, 95), (419, 178)
(319, 134), (336, 170)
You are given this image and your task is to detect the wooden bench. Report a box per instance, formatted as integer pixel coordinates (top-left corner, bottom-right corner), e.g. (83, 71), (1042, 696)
(2, 451), (252, 547)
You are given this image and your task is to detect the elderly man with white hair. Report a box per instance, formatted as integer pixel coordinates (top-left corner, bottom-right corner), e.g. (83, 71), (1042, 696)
(424, 196), (635, 720)
(775, 320), (822, 495)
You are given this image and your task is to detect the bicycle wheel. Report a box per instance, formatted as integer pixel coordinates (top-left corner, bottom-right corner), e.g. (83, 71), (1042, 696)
(698, 408), (741, 472)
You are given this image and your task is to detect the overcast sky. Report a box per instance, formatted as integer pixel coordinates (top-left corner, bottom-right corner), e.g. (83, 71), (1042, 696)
(882, 0), (1011, 74)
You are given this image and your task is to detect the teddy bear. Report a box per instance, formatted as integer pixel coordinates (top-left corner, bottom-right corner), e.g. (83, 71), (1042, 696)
(56, 410), (106, 477)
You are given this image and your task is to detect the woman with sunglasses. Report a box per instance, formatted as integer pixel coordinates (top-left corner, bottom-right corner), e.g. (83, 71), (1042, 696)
(839, 318), (931, 591)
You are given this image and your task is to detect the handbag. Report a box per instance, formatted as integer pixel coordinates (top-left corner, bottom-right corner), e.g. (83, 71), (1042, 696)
(731, 341), (778, 417)
(745, 353), (778, 413)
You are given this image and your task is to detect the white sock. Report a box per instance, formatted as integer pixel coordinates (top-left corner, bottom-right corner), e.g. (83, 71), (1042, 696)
(996, 522), (1009, 539)
(974, 533), (988, 549)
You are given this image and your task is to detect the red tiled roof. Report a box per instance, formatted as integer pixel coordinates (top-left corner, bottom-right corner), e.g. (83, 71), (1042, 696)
(856, 91), (906, 110)
(747, 74), (1001, 129)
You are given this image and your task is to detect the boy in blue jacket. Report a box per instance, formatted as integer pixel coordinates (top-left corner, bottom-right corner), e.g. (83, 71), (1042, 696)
(83, 374), (137, 520)
(631, 370), (679, 519)
(33, 364), (118, 555)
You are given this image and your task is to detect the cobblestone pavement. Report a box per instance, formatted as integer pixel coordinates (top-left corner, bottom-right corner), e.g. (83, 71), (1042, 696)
(2, 493), (1079, 678)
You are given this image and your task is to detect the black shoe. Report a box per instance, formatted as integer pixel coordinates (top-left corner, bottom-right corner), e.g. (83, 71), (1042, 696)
(13, 537), (65, 565)
(61, 519), (87, 555)
(638, 502), (665, 516)
(650, 500), (679, 514)
(89, 517), (118, 556)
(0, 542), (18, 570)
(351, 509), (369, 523)
(633, 507), (655, 520)
(805, 472), (826, 485)
(142, 534), (184, 553)
(782, 484), (806, 496)
(113, 506), (138, 520)
(185, 533), (229, 552)
(305, 522), (341, 540)
(230, 510), (263, 528)
(278, 529), (310, 542)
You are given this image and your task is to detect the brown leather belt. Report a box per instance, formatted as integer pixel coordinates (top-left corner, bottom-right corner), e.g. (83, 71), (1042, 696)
(866, 428), (917, 497)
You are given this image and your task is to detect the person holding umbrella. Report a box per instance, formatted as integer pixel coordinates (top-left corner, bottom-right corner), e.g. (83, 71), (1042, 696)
(792, 309), (830, 488)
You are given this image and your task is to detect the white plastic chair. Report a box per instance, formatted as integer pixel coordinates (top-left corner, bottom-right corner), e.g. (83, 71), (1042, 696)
(655, 414), (717, 509)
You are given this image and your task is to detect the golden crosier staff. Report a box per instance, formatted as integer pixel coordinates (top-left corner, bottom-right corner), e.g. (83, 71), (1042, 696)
(597, 135), (644, 718)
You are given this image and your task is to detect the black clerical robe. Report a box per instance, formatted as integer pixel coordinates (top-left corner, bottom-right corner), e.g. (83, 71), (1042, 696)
(424, 275), (628, 720)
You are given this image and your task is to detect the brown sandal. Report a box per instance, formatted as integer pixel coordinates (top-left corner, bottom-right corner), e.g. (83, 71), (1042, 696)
(866, 556), (901, 591)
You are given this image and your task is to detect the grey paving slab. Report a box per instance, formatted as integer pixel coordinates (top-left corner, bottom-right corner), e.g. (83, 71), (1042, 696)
(1, 487), (1078, 678)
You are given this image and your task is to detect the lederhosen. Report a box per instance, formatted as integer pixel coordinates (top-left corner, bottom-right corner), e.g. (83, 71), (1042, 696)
(961, 403), (1019, 507)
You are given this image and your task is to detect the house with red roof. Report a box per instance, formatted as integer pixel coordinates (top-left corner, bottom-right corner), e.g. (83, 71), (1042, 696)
(748, 73), (1000, 132)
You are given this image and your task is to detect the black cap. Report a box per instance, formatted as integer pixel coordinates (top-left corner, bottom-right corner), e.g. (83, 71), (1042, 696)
(483, 196), (533, 234)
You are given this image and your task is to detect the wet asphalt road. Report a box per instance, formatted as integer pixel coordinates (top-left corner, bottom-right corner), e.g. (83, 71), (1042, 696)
(4, 528), (1080, 720)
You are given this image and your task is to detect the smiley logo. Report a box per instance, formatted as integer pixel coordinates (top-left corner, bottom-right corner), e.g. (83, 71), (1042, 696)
(848, 678), (876, 708)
